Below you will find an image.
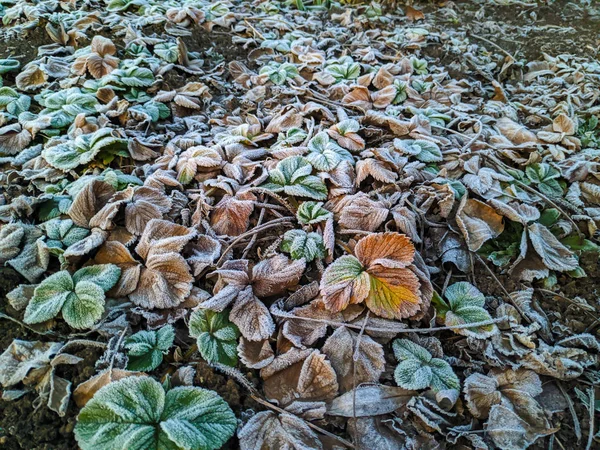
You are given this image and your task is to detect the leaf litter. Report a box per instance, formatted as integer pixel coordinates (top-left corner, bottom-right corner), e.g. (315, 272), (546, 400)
(0, 0), (600, 449)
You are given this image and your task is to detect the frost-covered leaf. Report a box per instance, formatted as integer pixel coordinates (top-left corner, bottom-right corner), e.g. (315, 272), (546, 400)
(43, 128), (128, 171)
(124, 325), (175, 371)
(320, 233), (423, 320)
(456, 197), (505, 252)
(394, 139), (442, 162)
(306, 131), (353, 171)
(252, 254), (306, 298)
(393, 339), (459, 392)
(263, 350), (339, 407)
(322, 327), (385, 392)
(0, 340), (63, 387)
(327, 385), (415, 417)
(281, 229), (325, 262)
(189, 309), (239, 367)
(24, 264), (120, 329)
(432, 282), (497, 338)
(528, 222), (578, 271)
(74, 376), (236, 450)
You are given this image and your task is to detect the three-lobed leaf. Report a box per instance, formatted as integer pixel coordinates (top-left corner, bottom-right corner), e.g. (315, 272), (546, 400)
(125, 325), (175, 371)
(24, 264), (121, 329)
(189, 309), (240, 367)
(432, 282), (497, 338)
(393, 338), (459, 392)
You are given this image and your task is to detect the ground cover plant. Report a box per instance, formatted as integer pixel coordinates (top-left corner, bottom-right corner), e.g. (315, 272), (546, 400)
(0, 0), (600, 449)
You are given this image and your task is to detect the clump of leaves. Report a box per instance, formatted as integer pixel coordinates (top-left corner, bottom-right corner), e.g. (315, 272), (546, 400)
(296, 201), (332, 225)
(74, 376), (236, 450)
(189, 309), (240, 367)
(43, 128), (128, 170)
(262, 156), (328, 200)
(259, 62), (299, 85)
(24, 264), (121, 329)
(393, 338), (459, 392)
(320, 232), (427, 319)
(124, 325), (175, 371)
(431, 282), (497, 338)
(281, 229), (325, 262)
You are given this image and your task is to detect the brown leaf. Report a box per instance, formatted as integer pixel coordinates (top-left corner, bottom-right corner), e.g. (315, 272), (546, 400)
(0, 124), (32, 155)
(68, 180), (116, 228)
(406, 5), (425, 21)
(338, 193), (389, 232)
(252, 254), (306, 298)
(210, 193), (255, 237)
(238, 411), (322, 450)
(456, 196), (504, 252)
(94, 241), (141, 297)
(73, 369), (143, 408)
(135, 218), (196, 260)
(229, 286), (275, 341)
(238, 337), (274, 369)
(263, 350), (338, 406)
(130, 252), (194, 309)
(495, 118), (537, 145)
(322, 326), (385, 392)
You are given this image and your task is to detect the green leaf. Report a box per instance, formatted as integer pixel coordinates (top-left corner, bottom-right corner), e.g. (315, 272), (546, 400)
(325, 62), (360, 82)
(395, 139), (443, 162)
(73, 264), (121, 292)
(189, 309), (240, 367)
(436, 282), (496, 338)
(526, 163), (563, 197)
(125, 325), (175, 371)
(154, 42), (179, 63)
(75, 376), (236, 450)
(306, 132), (353, 171)
(393, 339), (459, 392)
(262, 156), (328, 200)
(24, 271), (73, 325)
(296, 201), (332, 225)
(281, 229), (325, 262)
(62, 281), (105, 329)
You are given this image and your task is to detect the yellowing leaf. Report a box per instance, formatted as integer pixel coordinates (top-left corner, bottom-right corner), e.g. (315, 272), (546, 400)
(321, 232), (424, 319)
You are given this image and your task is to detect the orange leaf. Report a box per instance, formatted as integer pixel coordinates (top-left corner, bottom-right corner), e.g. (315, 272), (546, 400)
(406, 6), (425, 22)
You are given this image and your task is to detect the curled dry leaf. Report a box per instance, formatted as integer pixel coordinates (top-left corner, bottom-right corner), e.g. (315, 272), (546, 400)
(456, 196), (504, 252)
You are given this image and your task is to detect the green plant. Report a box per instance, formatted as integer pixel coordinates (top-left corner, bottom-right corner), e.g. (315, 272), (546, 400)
(43, 128), (128, 170)
(394, 139), (442, 162)
(393, 339), (459, 392)
(24, 264), (121, 329)
(525, 163), (564, 197)
(325, 58), (360, 82)
(431, 282), (497, 338)
(125, 325), (175, 371)
(0, 87), (30, 115)
(74, 376), (236, 450)
(259, 62), (299, 85)
(296, 201), (332, 225)
(262, 156), (328, 200)
(281, 229), (325, 262)
(305, 131), (353, 171)
(37, 88), (98, 129)
(189, 309), (240, 367)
